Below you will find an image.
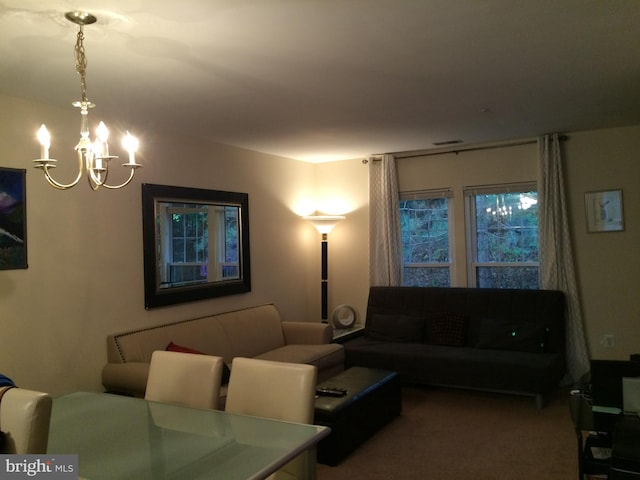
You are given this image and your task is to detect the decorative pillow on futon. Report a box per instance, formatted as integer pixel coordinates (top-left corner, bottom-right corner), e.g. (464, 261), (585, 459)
(166, 341), (231, 384)
(475, 318), (548, 353)
(366, 314), (424, 343)
(426, 312), (467, 346)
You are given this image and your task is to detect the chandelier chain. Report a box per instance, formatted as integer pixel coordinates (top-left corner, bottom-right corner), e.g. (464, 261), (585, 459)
(75, 26), (89, 103)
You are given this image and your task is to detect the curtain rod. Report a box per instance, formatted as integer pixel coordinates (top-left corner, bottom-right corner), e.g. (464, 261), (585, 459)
(364, 135), (568, 162)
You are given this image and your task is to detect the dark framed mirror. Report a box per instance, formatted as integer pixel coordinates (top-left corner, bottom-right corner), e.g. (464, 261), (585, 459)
(142, 183), (251, 308)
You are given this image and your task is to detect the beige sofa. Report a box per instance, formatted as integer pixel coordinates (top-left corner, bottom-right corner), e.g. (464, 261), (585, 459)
(102, 304), (345, 405)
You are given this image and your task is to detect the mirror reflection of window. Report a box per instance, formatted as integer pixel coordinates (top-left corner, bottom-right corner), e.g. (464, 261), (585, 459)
(157, 201), (241, 289)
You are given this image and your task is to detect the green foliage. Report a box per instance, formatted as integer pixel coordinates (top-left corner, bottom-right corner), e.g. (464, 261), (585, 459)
(474, 192), (539, 288)
(400, 198), (450, 287)
(400, 198), (449, 264)
(475, 193), (538, 263)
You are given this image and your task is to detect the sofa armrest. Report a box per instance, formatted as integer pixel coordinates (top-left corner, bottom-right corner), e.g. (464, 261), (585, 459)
(101, 362), (150, 397)
(282, 321), (333, 345)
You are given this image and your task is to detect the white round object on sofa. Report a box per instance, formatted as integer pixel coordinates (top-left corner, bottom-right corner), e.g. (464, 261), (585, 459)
(332, 304), (356, 328)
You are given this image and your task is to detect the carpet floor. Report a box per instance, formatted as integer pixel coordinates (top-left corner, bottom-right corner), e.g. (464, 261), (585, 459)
(317, 385), (577, 480)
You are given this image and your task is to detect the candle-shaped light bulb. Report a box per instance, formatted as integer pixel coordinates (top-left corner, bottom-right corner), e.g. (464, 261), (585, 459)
(90, 140), (103, 170)
(37, 124), (50, 159)
(96, 121), (109, 156)
(122, 132), (139, 165)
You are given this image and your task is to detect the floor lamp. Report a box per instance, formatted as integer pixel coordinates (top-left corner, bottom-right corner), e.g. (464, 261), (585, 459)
(304, 215), (345, 322)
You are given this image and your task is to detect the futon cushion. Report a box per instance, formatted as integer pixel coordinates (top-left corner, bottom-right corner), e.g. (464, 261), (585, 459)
(366, 314), (424, 343)
(475, 318), (547, 353)
(426, 312), (467, 346)
(166, 341), (231, 384)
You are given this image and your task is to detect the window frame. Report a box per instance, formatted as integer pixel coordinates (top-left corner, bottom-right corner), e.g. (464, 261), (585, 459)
(464, 181), (539, 289)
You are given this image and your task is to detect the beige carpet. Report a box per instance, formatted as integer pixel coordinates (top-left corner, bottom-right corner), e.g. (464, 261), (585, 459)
(317, 386), (577, 480)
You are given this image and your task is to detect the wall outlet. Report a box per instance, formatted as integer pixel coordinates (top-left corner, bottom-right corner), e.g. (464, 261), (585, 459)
(602, 334), (615, 348)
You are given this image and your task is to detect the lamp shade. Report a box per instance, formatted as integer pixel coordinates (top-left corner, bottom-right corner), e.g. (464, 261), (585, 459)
(304, 215), (346, 234)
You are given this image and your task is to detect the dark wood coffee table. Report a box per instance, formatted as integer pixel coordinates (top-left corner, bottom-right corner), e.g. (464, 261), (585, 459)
(314, 366), (401, 465)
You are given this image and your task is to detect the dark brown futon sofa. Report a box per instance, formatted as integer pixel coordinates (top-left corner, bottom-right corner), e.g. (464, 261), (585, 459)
(344, 286), (566, 408)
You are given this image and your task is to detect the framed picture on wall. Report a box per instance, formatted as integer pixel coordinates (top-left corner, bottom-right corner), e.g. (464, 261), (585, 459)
(584, 189), (624, 233)
(0, 167), (27, 269)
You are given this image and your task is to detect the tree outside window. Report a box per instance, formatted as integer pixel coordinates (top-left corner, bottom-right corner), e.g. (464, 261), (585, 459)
(471, 190), (539, 289)
(400, 196), (451, 287)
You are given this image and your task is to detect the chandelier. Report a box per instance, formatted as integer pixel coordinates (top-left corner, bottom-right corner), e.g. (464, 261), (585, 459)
(34, 11), (142, 190)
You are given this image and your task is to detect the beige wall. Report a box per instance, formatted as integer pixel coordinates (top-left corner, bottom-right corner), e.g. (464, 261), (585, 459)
(564, 126), (640, 359)
(312, 159), (370, 325)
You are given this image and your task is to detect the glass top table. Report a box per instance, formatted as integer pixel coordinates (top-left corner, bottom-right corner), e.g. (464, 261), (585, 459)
(48, 392), (329, 480)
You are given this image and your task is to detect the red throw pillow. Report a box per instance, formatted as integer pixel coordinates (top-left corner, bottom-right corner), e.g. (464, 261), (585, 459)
(166, 341), (205, 355)
(165, 341), (231, 384)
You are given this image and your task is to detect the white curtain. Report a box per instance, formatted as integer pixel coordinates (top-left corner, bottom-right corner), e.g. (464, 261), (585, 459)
(537, 134), (590, 383)
(369, 154), (402, 286)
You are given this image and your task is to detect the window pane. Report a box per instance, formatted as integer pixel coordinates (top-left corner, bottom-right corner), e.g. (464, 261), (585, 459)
(172, 214), (183, 236)
(400, 198), (450, 287)
(224, 207), (239, 263)
(475, 192), (538, 263)
(172, 239), (185, 262)
(401, 198), (449, 263)
(170, 265), (206, 283)
(185, 214), (198, 237)
(185, 239), (198, 263)
(473, 190), (539, 289)
(223, 265), (239, 278)
(476, 266), (539, 289)
(403, 266), (450, 287)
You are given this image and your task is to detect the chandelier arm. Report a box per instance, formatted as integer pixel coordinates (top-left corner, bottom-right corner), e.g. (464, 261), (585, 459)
(39, 149), (85, 190)
(87, 162), (108, 189)
(87, 172), (101, 191)
(98, 167), (140, 190)
(42, 168), (79, 190)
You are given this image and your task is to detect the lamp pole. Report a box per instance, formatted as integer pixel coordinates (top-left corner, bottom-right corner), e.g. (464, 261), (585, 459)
(303, 215), (345, 322)
(321, 233), (328, 322)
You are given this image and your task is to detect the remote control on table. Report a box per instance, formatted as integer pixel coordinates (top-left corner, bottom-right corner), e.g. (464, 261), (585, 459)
(316, 386), (347, 397)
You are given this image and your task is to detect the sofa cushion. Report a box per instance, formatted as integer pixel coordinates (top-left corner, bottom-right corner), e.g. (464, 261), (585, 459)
(366, 314), (424, 343)
(475, 318), (547, 353)
(255, 344), (345, 372)
(426, 312), (467, 346)
(217, 306), (287, 358)
(166, 341), (231, 384)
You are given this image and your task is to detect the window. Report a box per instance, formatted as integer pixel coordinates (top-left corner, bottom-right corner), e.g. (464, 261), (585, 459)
(466, 183), (539, 289)
(160, 203), (240, 286)
(400, 190), (452, 287)
(166, 204), (208, 284)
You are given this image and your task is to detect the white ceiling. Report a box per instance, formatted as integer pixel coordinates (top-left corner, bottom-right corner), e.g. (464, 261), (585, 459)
(1, 1), (639, 162)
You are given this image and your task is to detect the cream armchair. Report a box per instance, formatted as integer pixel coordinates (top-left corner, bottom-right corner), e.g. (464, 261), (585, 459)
(0, 388), (52, 454)
(145, 350), (224, 409)
(225, 357), (318, 480)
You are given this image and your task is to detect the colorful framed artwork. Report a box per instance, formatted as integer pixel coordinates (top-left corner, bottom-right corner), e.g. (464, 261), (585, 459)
(0, 167), (27, 269)
(584, 189), (624, 233)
